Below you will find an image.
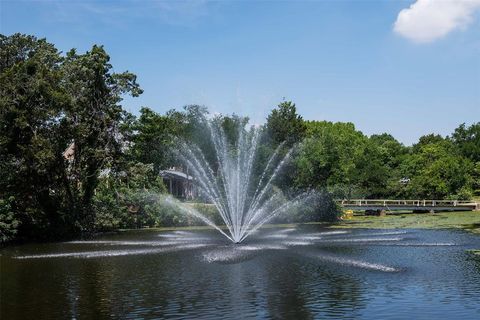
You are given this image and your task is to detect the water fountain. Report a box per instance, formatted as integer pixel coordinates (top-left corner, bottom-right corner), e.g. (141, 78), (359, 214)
(169, 120), (314, 244)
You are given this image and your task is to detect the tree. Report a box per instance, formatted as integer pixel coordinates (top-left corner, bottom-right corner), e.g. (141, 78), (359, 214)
(368, 134), (409, 198)
(295, 130), (338, 189)
(60, 45), (142, 233)
(93, 162), (168, 231)
(0, 34), (60, 73)
(351, 140), (390, 198)
(258, 101), (307, 192)
(413, 133), (445, 152)
(472, 162), (480, 196)
(369, 133), (408, 169)
(401, 139), (473, 199)
(0, 197), (19, 242)
(295, 121), (368, 197)
(451, 122), (480, 162)
(0, 34), (142, 241)
(0, 33), (69, 239)
(129, 107), (187, 172)
(265, 100), (306, 147)
(212, 113), (249, 147)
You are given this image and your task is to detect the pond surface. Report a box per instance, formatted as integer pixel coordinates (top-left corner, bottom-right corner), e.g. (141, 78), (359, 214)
(2, 226), (480, 319)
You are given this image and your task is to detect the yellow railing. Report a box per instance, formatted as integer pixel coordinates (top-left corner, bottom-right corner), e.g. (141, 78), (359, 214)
(337, 199), (478, 207)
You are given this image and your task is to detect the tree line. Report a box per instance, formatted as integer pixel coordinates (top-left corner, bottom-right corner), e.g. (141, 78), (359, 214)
(1, 34), (478, 242)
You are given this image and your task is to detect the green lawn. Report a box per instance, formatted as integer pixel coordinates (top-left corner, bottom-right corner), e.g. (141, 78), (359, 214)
(331, 211), (480, 234)
(121, 210), (480, 235)
(468, 249), (480, 256)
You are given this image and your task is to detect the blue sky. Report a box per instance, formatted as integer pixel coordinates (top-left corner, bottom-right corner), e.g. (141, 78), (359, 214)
(1, 0), (479, 145)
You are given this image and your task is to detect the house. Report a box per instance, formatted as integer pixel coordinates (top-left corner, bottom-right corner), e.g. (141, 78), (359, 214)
(159, 168), (196, 200)
(63, 142), (75, 161)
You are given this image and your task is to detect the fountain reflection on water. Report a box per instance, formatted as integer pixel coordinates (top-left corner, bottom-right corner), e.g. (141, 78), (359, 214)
(169, 120), (314, 243)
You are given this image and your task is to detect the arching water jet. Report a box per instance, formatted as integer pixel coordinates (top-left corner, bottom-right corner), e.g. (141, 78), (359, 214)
(170, 119), (314, 243)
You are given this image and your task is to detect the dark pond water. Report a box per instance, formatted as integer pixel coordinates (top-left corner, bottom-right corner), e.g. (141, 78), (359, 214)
(1, 226), (480, 319)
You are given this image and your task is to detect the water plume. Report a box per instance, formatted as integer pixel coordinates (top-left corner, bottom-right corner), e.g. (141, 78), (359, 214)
(172, 120), (314, 243)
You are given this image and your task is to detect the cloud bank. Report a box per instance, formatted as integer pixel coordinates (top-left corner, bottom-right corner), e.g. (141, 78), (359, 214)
(394, 0), (480, 43)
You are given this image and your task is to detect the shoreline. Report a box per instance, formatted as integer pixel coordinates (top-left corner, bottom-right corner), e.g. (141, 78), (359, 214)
(2, 211), (479, 248)
(118, 211), (480, 234)
(330, 211), (480, 234)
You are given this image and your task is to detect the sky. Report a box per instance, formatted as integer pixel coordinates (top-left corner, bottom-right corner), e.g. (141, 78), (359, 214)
(1, 0), (479, 145)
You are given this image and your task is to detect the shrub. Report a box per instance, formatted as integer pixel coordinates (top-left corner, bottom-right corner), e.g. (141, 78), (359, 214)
(0, 197), (20, 242)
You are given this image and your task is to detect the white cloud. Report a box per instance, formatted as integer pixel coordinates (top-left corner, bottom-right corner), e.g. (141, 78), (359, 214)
(394, 0), (480, 43)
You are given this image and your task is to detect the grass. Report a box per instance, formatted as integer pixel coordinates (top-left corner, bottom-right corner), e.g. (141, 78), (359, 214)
(331, 211), (480, 234)
(119, 210), (480, 236)
(467, 249), (480, 257)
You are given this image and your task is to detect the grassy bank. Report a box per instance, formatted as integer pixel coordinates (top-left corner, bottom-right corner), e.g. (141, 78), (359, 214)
(331, 211), (480, 234)
(468, 250), (480, 257)
(120, 211), (480, 234)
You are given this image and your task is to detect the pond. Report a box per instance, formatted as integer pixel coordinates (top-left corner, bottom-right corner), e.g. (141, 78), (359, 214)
(2, 226), (480, 319)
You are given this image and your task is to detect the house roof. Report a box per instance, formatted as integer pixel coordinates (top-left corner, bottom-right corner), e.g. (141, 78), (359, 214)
(63, 142), (75, 160)
(159, 169), (193, 181)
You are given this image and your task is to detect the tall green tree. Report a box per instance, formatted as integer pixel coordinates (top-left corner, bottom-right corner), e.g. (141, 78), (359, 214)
(60, 45), (142, 233)
(0, 33), (68, 239)
(451, 122), (480, 162)
(257, 101), (307, 191)
(212, 113), (249, 147)
(351, 140), (390, 198)
(265, 100), (306, 147)
(296, 121), (367, 197)
(129, 107), (187, 172)
(401, 138), (473, 199)
(369, 133), (408, 169)
(0, 34), (142, 240)
(368, 134), (409, 198)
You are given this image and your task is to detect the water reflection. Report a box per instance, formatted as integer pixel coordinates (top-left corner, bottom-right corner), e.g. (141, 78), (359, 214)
(1, 227), (480, 319)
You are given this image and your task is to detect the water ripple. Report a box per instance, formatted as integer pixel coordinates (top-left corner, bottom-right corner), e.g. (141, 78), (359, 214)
(14, 244), (209, 259)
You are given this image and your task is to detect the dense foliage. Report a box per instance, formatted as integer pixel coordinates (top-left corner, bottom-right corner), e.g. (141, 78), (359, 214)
(1, 34), (478, 242)
(0, 34), (142, 241)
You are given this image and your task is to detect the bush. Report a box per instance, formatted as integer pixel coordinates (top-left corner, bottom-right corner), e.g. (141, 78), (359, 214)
(93, 162), (172, 230)
(446, 186), (474, 201)
(0, 197), (20, 242)
(275, 190), (341, 223)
